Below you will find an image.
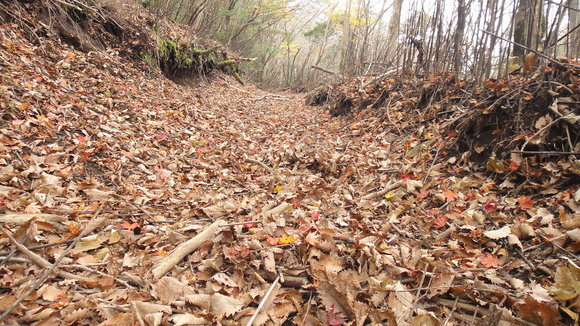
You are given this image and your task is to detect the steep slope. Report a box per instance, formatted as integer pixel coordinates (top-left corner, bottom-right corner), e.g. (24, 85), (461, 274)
(1, 2), (579, 326)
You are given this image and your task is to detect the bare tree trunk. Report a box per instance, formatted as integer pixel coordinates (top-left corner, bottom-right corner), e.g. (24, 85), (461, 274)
(513, 0), (530, 58)
(454, 0), (466, 76)
(569, 0), (580, 57)
(339, 0), (354, 75)
(387, 0), (403, 63)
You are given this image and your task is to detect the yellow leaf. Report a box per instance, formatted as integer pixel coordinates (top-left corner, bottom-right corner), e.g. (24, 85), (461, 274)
(279, 234), (298, 244)
(384, 193), (394, 199)
(273, 185), (284, 193)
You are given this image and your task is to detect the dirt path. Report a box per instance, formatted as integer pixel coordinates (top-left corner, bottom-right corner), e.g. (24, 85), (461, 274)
(1, 23), (575, 326)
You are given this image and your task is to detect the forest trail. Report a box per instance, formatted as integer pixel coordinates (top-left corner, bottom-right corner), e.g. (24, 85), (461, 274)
(1, 8), (579, 326)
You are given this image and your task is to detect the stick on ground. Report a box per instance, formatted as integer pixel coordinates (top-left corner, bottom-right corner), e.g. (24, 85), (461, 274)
(152, 219), (226, 279)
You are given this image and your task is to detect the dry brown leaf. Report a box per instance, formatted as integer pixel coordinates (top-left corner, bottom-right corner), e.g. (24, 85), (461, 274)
(168, 313), (210, 326)
(185, 294), (212, 310)
(511, 223), (535, 239)
(210, 293), (244, 317)
(484, 225), (512, 240)
(154, 277), (188, 304)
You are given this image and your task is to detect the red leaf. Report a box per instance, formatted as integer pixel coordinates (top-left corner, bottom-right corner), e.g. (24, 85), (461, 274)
(80, 151), (92, 162)
(507, 160), (520, 171)
(327, 305), (346, 326)
(311, 211), (320, 221)
(432, 215), (448, 229)
(484, 200), (497, 213)
(243, 217), (258, 228)
(517, 196), (534, 210)
(480, 253), (500, 268)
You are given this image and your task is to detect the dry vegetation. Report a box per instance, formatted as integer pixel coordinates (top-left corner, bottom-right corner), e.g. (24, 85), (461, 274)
(0, 0), (579, 326)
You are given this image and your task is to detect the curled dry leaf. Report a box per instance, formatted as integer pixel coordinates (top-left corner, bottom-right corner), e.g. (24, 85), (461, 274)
(484, 225), (512, 240)
(511, 223), (535, 239)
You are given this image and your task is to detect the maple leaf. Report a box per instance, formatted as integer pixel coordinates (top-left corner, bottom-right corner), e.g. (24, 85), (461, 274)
(243, 217), (258, 228)
(443, 190), (458, 201)
(432, 215), (448, 229)
(279, 234), (298, 245)
(80, 151), (92, 162)
(517, 196), (534, 210)
(311, 211), (320, 221)
(327, 305), (346, 326)
(266, 235), (278, 246)
(122, 220), (140, 230)
(480, 253), (500, 268)
(484, 200), (497, 213)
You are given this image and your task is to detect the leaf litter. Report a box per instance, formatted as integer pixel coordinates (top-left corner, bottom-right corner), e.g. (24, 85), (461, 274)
(0, 1), (579, 325)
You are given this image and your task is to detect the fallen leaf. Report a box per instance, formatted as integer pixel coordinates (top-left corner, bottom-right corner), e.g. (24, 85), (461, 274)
(432, 215), (448, 229)
(484, 225), (512, 240)
(480, 253), (500, 268)
(328, 304), (346, 326)
(517, 196), (534, 210)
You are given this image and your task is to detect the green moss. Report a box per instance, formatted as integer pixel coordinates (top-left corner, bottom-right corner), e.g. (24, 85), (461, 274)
(215, 59), (236, 67)
(154, 36), (243, 83)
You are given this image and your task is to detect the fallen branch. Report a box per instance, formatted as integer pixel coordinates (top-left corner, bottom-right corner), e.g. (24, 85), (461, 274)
(359, 68), (398, 92)
(245, 158), (274, 173)
(221, 220), (263, 227)
(0, 205), (106, 322)
(245, 275), (280, 326)
(510, 150), (579, 156)
(360, 181), (403, 201)
(311, 64), (339, 75)
(152, 219), (226, 278)
(519, 115), (569, 151)
(63, 264), (134, 288)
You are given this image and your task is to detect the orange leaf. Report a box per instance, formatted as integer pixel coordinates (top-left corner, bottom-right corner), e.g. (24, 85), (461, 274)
(156, 250), (168, 256)
(443, 190), (458, 201)
(122, 220), (140, 230)
(432, 215), (448, 229)
(69, 222), (81, 236)
(266, 235), (278, 246)
(480, 253), (500, 268)
(80, 151), (92, 162)
(507, 160), (520, 171)
(240, 246), (250, 258)
(517, 196), (534, 210)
